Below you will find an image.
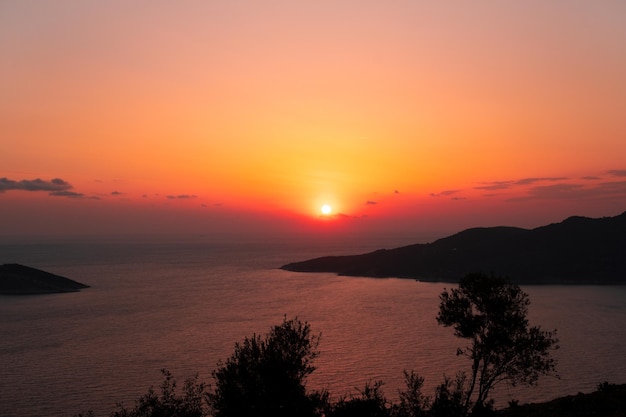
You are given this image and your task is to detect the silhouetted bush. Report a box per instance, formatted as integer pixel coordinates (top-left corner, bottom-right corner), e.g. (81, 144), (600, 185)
(327, 380), (390, 417)
(207, 316), (327, 417)
(597, 381), (617, 393)
(111, 369), (208, 417)
(428, 373), (468, 417)
(394, 370), (430, 417)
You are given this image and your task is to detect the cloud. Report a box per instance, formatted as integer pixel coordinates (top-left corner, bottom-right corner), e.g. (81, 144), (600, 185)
(319, 212), (358, 220)
(474, 181), (515, 191)
(111, 190), (124, 196)
(49, 190), (99, 199)
(0, 177), (72, 192)
(430, 189), (461, 197)
(594, 180), (626, 195)
(513, 177), (568, 185)
(508, 180), (626, 202)
(581, 176), (602, 180)
(366, 200), (378, 205)
(608, 169), (626, 177)
(526, 183), (584, 198)
(474, 177), (570, 191)
(441, 189), (460, 196)
(166, 194), (198, 199)
(0, 176), (102, 199)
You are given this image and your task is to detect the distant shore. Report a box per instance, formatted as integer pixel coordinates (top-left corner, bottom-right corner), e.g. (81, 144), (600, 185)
(282, 211), (626, 285)
(0, 263), (89, 295)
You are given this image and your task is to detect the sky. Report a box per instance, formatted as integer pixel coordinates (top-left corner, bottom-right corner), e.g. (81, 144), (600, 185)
(1, 1), (626, 241)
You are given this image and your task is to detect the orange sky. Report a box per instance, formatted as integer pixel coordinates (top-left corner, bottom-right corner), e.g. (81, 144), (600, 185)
(1, 1), (626, 240)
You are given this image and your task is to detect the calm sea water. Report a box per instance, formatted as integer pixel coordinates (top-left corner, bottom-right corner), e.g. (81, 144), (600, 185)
(1, 238), (625, 417)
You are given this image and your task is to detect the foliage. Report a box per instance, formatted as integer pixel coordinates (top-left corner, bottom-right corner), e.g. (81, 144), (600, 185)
(426, 373), (468, 417)
(74, 287), (562, 417)
(111, 369), (208, 417)
(597, 381), (617, 393)
(207, 316), (326, 417)
(437, 273), (559, 415)
(394, 370), (430, 417)
(327, 380), (390, 417)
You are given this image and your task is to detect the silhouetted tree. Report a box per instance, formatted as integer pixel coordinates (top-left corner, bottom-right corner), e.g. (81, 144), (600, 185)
(207, 316), (326, 417)
(111, 369), (208, 417)
(437, 273), (558, 415)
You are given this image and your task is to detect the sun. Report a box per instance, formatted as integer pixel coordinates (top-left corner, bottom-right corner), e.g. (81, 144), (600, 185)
(321, 204), (332, 215)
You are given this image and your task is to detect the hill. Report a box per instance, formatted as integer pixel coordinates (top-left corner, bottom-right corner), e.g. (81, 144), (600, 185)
(498, 383), (626, 417)
(281, 212), (626, 284)
(0, 264), (90, 294)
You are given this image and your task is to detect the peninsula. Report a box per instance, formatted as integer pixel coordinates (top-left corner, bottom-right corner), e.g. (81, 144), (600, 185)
(281, 211), (626, 284)
(0, 264), (89, 295)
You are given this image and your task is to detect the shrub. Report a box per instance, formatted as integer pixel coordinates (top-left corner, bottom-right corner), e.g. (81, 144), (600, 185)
(207, 316), (326, 417)
(111, 369), (208, 417)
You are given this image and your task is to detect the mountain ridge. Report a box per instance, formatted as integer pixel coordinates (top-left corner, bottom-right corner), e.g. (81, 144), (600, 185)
(280, 212), (626, 284)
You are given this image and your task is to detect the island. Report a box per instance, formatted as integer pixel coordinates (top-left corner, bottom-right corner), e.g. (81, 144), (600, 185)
(281, 211), (626, 284)
(0, 264), (90, 295)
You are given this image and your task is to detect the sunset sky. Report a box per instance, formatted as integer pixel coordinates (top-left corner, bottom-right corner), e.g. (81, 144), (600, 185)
(2, 1), (626, 240)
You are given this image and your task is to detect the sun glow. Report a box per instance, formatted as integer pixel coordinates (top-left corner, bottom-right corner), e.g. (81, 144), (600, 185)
(321, 204), (332, 215)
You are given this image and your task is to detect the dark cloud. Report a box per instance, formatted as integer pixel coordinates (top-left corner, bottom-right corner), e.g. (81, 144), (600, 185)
(595, 180), (626, 195)
(394, 190), (400, 194)
(0, 177), (72, 192)
(608, 169), (626, 177)
(508, 180), (626, 202)
(526, 183), (584, 199)
(0, 176), (102, 199)
(111, 191), (124, 196)
(581, 176), (602, 180)
(49, 190), (100, 199)
(474, 181), (515, 191)
(319, 212), (356, 220)
(513, 177), (567, 185)
(441, 189), (460, 196)
(430, 189), (461, 197)
(366, 200), (378, 205)
(475, 177), (570, 191)
(166, 194), (198, 199)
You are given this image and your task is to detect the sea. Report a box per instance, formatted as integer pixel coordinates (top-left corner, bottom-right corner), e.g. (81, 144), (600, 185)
(1, 236), (625, 417)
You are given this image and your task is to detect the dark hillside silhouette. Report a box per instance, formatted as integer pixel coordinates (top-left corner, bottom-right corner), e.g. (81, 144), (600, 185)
(0, 263), (89, 294)
(281, 211), (626, 284)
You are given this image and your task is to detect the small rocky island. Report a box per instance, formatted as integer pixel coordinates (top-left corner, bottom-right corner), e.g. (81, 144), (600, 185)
(0, 264), (89, 295)
(281, 211), (626, 284)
